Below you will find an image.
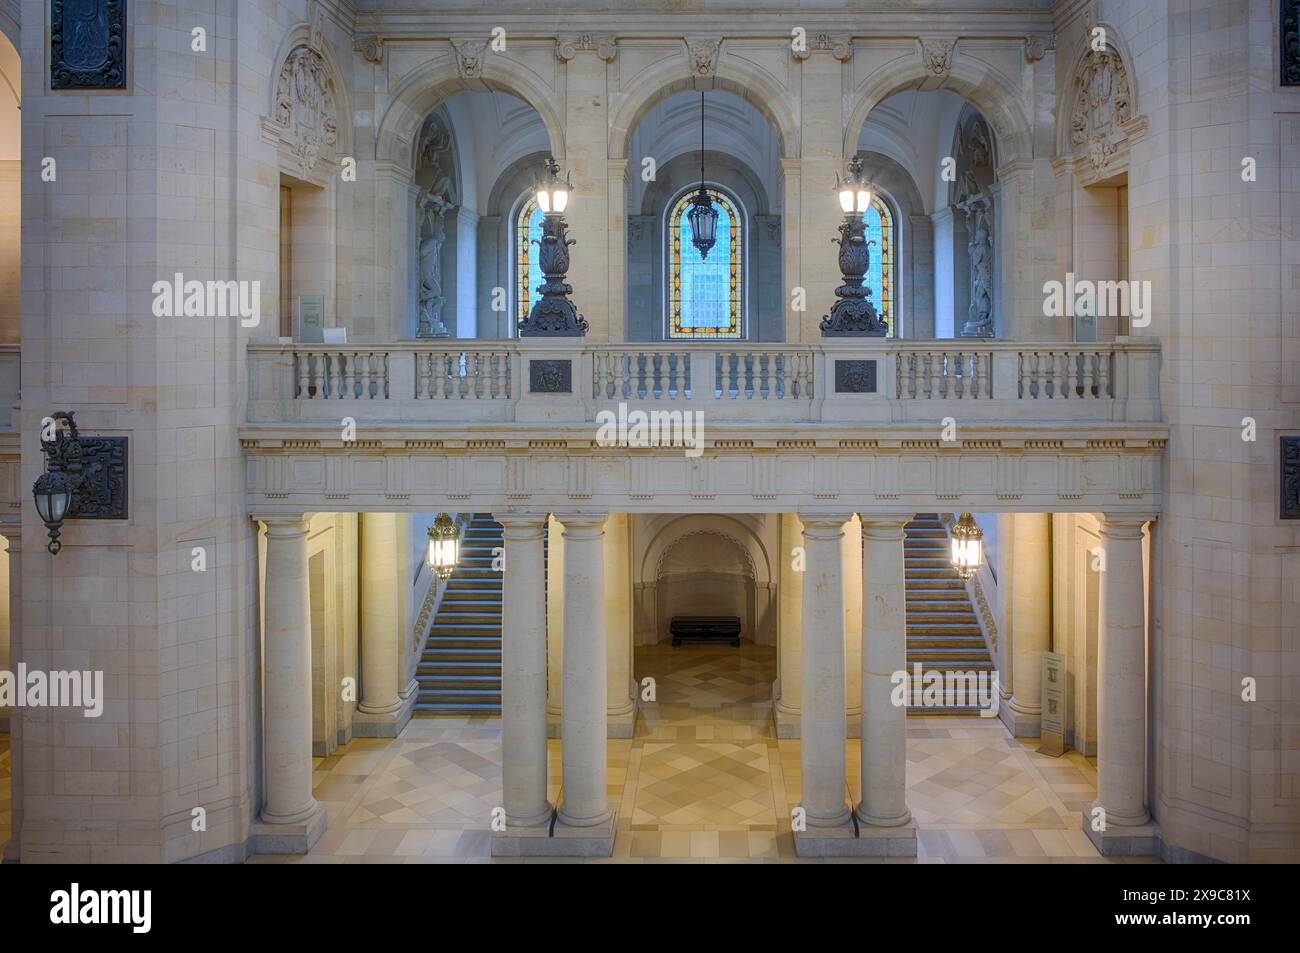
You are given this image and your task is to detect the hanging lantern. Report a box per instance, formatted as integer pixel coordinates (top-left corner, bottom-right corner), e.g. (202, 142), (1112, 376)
(687, 91), (718, 259)
(950, 512), (984, 580)
(427, 512), (460, 580)
(32, 470), (77, 555)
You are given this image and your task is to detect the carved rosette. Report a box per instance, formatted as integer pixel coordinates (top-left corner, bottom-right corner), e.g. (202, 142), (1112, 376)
(1071, 47), (1133, 171)
(274, 46), (340, 176)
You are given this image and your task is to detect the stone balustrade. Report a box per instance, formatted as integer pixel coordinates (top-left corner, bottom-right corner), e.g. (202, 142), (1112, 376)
(247, 339), (1161, 425)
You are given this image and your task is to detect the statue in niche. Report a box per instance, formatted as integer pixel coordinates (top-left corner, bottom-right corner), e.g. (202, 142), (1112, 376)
(959, 194), (995, 339)
(417, 189), (451, 338)
(414, 115), (456, 338)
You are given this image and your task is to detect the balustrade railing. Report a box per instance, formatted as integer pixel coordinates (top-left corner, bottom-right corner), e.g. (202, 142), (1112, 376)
(246, 339), (1160, 424)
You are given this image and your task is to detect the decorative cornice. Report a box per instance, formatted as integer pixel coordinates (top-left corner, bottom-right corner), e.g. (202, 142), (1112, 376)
(556, 33), (617, 63)
(451, 37), (488, 78)
(792, 33), (852, 63)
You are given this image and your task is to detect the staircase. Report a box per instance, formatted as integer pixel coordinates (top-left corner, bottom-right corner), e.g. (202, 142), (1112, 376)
(415, 514), (506, 716)
(904, 513), (995, 715)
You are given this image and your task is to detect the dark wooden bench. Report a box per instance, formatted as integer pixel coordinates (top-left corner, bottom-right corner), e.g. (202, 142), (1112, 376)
(670, 615), (742, 647)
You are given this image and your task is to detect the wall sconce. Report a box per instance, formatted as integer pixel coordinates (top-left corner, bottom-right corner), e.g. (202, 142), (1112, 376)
(31, 411), (129, 555)
(426, 512), (460, 580)
(950, 512), (984, 580)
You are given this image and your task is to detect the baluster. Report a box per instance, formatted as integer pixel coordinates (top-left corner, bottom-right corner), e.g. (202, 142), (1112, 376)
(926, 352), (940, 398)
(593, 352), (608, 400)
(669, 352), (682, 399)
(1096, 350), (1110, 399)
(1079, 351), (1094, 399)
(294, 350), (308, 399)
(653, 353), (664, 399)
(497, 352), (510, 399)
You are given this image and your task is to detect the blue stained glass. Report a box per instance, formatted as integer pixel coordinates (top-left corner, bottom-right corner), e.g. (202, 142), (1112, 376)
(668, 188), (744, 338)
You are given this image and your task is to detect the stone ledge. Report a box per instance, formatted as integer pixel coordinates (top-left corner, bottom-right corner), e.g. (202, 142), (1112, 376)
(352, 691), (418, 738)
(491, 806), (617, 857)
(794, 819), (918, 858)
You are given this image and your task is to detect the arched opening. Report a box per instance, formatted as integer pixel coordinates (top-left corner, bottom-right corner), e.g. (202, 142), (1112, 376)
(624, 89), (783, 342)
(855, 89), (1001, 339)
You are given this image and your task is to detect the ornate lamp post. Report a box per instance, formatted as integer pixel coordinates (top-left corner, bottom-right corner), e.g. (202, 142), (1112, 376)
(518, 157), (588, 337)
(426, 512), (460, 580)
(950, 512), (984, 580)
(820, 155), (888, 337)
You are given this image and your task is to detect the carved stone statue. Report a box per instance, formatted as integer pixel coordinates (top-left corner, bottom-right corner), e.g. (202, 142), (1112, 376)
(959, 194), (994, 338)
(417, 190), (450, 338)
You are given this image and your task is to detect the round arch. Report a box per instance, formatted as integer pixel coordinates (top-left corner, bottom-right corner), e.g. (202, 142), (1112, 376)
(375, 58), (565, 168)
(843, 57), (1032, 165)
(638, 514), (773, 588)
(609, 59), (799, 162)
(0, 4), (18, 53)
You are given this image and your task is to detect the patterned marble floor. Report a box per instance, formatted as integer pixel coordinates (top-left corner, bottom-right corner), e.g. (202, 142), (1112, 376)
(249, 640), (1155, 863)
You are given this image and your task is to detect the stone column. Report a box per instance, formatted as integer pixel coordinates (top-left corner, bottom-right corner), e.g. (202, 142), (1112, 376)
(556, 513), (614, 830)
(857, 516), (913, 831)
(1, 526), (21, 862)
(355, 512), (411, 735)
(545, 514), (565, 736)
(256, 515), (326, 851)
(1007, 513), (1052, 735)
(843, 514), (863, 731)
(604, 512), (636, 736)
(797, 514), (851, 828)
(1093, 515), (1151, 831)
(495, 513), (552, 828)
(775, 513), (803, 737)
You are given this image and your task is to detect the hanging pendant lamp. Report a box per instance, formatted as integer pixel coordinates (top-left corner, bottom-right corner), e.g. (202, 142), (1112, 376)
(687, 91), (718, 259)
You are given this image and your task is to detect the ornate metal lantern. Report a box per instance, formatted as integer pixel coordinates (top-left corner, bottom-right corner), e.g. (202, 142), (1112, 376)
(687, 91), (718, 259)
(518, 157), (588, 337)
(30, 410), (128, 556)
(950, 512), (984, 580)
(821, 156), (887, 337)
(426, 512), (460, 580)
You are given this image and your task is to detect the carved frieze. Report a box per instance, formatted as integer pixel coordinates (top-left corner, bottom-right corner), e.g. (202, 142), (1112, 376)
(792, 34), (852, 63)
(685, 38), (721, 77)
(919, 37), (957, 77)
(557, 34), (617, 63)
(51, 0), (127, 89)
(273, 46), (339, 176)
(1284, 1), (1300, 85)
(452, 38), (488, 78)
(1282, 436), (1300, 518)
(1070, 47), (1132, 171)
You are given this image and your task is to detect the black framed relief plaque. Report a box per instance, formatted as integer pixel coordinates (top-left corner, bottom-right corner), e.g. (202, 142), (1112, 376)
(51, 0), (128, 90)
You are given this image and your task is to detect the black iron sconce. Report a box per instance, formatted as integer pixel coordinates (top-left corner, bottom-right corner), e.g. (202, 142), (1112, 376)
(821, 155), (888, 337)
(31, 411), (129, 555)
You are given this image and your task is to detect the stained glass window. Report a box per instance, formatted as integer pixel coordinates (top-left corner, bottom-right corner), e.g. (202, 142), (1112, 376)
(514, 196), (545, 329)
(863, 196), (896, 336)
(667, 187), (745, 339)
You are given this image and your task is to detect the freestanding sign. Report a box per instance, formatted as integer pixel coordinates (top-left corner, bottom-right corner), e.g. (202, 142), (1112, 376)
(1038, 650), (1066, 757)
(297, 295), (325, 343)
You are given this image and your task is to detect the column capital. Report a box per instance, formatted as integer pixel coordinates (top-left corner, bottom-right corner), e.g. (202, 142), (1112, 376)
(256, 513), (310, 536)
(555, 511), (608, 534)
(1098, 513), (1154, 538)
(797, 512), (853, 534)
(494, 511), (549, 537)
(858, 514), (914, 537)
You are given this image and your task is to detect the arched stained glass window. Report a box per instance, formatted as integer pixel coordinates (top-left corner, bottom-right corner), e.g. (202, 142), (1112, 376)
(863, 196), (896, 336)
(666, 187), (745, 339)
(514, 196), (545, 329)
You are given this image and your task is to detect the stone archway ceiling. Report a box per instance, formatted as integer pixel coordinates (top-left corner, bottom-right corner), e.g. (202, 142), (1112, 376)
(426, 90), (550, 213)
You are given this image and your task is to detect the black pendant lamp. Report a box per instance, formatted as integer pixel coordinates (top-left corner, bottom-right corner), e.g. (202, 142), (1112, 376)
(687, 91), (718, 259)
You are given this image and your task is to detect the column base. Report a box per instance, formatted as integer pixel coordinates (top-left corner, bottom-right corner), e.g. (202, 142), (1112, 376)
(352, 691), (418, 739)
(491, 805), (617, 857)
(1, 836), (20, 864)
(607, 702), (638, 739)
(794, 818), (918, 858)
(251, 801), (328, 855)
(999, 701), (1042, 738)
(1083, 806), (1160, 857)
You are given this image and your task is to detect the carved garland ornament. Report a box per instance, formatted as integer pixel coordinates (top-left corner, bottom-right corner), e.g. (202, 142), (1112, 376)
(1070, 47), (1133, 171)
(274, 46), (339, 176)
(556, 34), (617, 62)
